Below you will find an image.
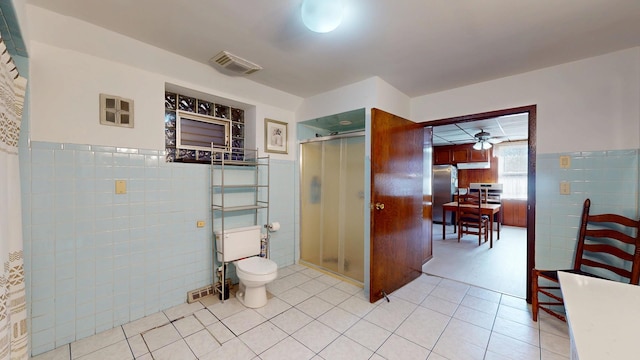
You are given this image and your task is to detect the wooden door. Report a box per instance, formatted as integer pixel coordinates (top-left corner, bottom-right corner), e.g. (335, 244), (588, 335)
(370, 108), (424, 303)
(423, 127), (433, 264)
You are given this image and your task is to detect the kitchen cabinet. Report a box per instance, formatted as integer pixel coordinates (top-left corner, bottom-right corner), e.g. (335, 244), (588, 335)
(469, 147), (489, 162)
(451, 147), (469, 163)
(433, 144), (490, 165)
(433, 147), (451, 165)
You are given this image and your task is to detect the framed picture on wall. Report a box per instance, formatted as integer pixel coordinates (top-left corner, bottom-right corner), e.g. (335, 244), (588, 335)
(265, 118), (288, 154)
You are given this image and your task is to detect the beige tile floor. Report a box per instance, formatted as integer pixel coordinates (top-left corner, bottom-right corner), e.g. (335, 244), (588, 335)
(31, 264), (569, 360)
(424, 225), (528, 298)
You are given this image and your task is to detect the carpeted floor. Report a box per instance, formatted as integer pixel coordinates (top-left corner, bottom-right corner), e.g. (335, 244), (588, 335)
(423, 224), (527, 298)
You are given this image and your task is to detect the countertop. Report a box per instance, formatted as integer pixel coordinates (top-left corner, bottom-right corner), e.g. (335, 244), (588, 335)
(558, 272), (640, 360)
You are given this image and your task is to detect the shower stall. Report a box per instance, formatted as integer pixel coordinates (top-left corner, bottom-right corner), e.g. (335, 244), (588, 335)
(299, 133), (365, 283)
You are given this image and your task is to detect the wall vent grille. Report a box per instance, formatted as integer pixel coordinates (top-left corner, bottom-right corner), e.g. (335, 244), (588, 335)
(100, 93), (134, 128)
(209, 51), (262, 75)
(186, 284), (215, 303)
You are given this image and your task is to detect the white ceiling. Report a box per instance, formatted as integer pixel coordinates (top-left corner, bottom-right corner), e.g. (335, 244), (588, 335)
(431, 113), (529, 146)
(26, 0), (640, 98)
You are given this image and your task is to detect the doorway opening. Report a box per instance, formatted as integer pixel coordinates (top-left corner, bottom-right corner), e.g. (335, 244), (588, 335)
(422, 105), (536, 302)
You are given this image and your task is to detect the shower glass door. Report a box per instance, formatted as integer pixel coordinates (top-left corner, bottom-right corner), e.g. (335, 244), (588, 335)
(300, 135), (364, 283)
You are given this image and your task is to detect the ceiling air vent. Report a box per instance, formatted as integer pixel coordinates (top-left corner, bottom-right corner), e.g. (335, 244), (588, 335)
(209, 51), (262, 75)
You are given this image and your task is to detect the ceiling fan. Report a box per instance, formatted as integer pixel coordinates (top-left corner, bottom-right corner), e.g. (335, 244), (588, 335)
(472, 129), (503, 150)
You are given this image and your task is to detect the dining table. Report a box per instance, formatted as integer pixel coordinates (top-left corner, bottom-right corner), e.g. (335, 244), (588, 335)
(441, 201), (502, 244)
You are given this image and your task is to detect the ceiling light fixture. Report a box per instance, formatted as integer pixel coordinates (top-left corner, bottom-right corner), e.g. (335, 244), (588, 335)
(472, 129), (496, 151)
(301, 0), (344, 33)
(473, 140), (492, 151)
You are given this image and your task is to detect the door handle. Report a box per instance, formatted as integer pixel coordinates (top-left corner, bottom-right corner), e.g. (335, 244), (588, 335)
(375, 202), (385, 210)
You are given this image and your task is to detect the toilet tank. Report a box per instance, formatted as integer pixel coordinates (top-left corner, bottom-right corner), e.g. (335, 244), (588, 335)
(214, 225), (262, 262)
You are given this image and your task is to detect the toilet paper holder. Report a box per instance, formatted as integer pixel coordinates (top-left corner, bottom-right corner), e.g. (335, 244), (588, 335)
(265, 222), (280, 232)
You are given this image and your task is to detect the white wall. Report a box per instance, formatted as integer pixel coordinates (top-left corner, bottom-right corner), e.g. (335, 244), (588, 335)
(23, 5), (304, 354)
(297, 76), (411, 124)
(411, 48), (640, 280)
(295, 76), (411, 298)
(22, 2), (640, 351)
(411, 47), (640, 154)
(371, 77), (412, 120)
(27, 5), (301, 160)
(30, 43), (165, 150)
(297, 77), (378, 123)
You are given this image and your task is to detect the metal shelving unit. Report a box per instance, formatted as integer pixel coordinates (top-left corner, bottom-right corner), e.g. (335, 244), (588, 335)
(211, 146), (269, 302)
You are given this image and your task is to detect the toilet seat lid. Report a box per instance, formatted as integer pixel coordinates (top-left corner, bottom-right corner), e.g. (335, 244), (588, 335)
(236, 257), (277, 275)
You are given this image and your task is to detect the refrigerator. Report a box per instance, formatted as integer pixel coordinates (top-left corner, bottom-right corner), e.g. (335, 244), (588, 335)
(433, 165), (458, 224)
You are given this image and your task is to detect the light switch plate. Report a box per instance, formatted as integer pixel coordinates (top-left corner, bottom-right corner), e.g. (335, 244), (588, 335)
(197, 220), (205, 228)
(115, 180), (126, 194)
(559, 155), (571, 169)
(560, 181), (571, 195)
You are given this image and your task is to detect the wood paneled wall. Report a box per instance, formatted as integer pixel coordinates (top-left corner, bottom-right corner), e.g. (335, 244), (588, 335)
(457, 155), (499, 188)
(501, 199), (527, 227)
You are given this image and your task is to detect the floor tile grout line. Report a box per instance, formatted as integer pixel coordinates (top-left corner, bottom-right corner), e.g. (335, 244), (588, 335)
(121, 325), (142, 360)
(425, 281), (481, 358)
(430, 268), (549, 350)
(537, 327), (543, 360)
(36, 264), (569, 360)
(391, 280), (486, 355)
(70, 326), (131, 360)
(406, 280), (540, 360)
(341, 319), (392, 356)
(481, 303), (501, 360)
(134, 307), (216, 359)
(399, 304), (453, 357)
(233, 270), (366, 357)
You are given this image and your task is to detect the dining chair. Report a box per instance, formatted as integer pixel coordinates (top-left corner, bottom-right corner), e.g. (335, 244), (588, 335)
(457, 189), (490, 247)
(531, 198), (640, 321)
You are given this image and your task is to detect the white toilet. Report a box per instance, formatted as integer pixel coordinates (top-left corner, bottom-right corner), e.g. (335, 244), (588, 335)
(215, 225), (278, 308)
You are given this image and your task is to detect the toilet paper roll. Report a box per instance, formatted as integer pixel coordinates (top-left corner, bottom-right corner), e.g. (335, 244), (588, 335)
(268, 222), (280, 232)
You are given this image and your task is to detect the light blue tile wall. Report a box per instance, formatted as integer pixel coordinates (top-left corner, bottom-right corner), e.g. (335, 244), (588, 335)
(23, 141), (296, 355)
(267, 160), (296, 267)
(22, 136), (639, 354)
(535, 149), (639, 270)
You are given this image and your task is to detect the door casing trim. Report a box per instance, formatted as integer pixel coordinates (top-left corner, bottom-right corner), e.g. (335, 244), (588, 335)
(422, 105), (537, 302)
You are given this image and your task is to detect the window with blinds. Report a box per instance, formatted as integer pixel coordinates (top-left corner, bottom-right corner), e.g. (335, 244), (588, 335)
(176, 111), (229, 151)
(495, 141), (528, 199)
(165, 90), (245, 163)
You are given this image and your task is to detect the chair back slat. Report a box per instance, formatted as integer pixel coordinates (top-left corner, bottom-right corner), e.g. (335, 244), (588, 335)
(574, 198), (640, 284)
(458, 195), (481, 220)
(589, 213), (639, 228)
(583, 243), (635, 262)
(580, 258), (633, 280)
(584, 228), (637, 246)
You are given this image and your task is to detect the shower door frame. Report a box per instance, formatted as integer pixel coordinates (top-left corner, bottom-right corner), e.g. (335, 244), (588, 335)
(299, 131), (365, 283)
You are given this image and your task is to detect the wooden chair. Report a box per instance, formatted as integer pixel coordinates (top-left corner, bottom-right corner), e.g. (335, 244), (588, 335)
(531, 198), (640, 321)
(457, 189), (490, 247)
